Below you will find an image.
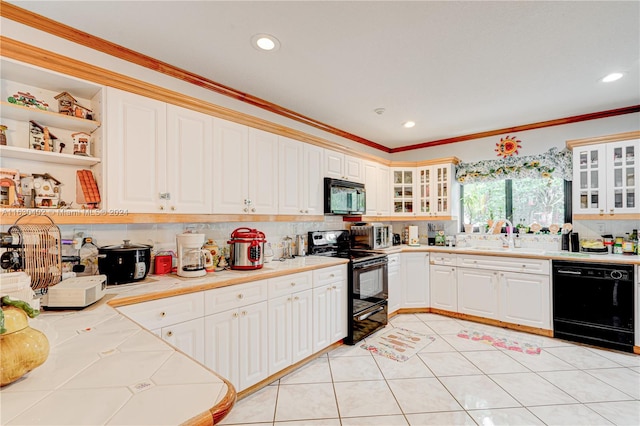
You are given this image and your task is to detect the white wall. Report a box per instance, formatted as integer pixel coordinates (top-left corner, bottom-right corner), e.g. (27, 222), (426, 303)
(391, 113), (640, 162)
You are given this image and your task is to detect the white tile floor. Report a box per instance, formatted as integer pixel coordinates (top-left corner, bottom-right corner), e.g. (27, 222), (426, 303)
(220, 313), (640, 426)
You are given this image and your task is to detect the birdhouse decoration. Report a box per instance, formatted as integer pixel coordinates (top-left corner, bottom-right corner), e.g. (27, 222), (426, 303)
(71, 132), (91, 156)
(0, 168), (22, 207)
(54, 91), (77, 116)
(31, 173), (62, 209)
(29, 121), (57, 151)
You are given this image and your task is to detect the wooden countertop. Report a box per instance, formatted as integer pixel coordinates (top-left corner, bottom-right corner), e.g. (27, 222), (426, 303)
(1, 256), (348, 426)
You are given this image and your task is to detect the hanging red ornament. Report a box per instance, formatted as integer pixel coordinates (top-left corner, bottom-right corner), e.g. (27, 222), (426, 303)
(495, 135), (521, 158)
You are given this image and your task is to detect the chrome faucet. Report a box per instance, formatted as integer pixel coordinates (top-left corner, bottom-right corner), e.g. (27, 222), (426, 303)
(492, 219), (514, 248)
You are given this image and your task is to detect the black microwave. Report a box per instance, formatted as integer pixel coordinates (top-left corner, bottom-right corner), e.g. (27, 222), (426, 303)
(324, 178), (366, 215)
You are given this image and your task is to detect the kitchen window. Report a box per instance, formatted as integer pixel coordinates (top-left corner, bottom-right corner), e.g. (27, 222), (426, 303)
(461, 177), (569, 229)
(456, 147), (573, 230)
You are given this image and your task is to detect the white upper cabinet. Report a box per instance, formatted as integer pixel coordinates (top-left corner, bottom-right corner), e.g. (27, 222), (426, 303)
(279, 137), (324, 215)
(106, 88), (167, 213)
(106, 88), (213, 213)
(364, 160), (390, 216)
(212, 118), (248, 213)
(573, 139), (638, 216)
(391, 168), (416, 215)
(213, 120), (278, 214)
(324, 150), (364, 183)
(417, 163), (458, 217)
(166, 104), (212, 214)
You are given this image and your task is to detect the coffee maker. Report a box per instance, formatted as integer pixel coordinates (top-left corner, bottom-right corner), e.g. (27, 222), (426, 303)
(176, 232), (213, 278)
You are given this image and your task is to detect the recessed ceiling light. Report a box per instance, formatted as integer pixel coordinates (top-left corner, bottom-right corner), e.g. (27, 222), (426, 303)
(403, 121), (416, 128)
(601, 72), (624, 83)
(251, 34), (280, 51)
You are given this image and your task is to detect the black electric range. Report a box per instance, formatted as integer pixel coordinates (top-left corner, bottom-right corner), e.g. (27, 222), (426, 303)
(309, 230), (389, 344)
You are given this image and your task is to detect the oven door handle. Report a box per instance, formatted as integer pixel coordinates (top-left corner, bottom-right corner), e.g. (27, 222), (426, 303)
(357, 305), (385, 321)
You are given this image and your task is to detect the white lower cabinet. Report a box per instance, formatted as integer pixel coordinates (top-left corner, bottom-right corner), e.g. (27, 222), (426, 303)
(160, 318), (205, 364)
(267, 272), (313, 375)
(499, 271), (550, 329)
(456, 255), (551, 329)
(387, 254), (402, 314)
(312, 265), (348, 352)
(457, 267), (499, 319)
(401, 253), (430, 308)
(430, 264), (457, 312)
(116, 292), (205, 362)
(204, 301), (268, 392)
(203, 280), (269, 391)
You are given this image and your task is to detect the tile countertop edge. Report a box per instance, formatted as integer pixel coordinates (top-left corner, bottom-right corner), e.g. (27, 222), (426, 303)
(400, 245), (640, 265)
(108, 257), (350, 308)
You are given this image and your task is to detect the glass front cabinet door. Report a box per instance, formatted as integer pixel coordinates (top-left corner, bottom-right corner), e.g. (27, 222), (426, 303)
(606, 140), (637, 215)
(391, 168), (415, 215)
(573, 139), (639, 216)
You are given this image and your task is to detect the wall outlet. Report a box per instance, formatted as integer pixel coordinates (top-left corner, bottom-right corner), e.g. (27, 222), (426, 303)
(596, 222), (606, 234)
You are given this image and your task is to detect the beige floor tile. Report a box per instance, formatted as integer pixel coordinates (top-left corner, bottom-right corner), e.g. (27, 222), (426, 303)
(439, 375), (521, 410)
(461, 350), (530, 374)
(280, 357), (333, 384)
(387, 377), (463, 413)
(489, 372), (578, 406)
(275, 383), (338, 422)
(584, 367), (640, 399)
(467, 407), (546, 425)
(418, 352), (482, 376)
(373, 352), (434, 379)
(219, 385), (278, 424)
(334, 380), (402, 417)
(405, 411), (476, 425)
(538, 370), (634, 403)
(545, 346), (627, 369)
(528, 404), (613, 425)
(329, 355), (384, 381)
(341, 414), (408, 425)
(586, 400), (640, 426)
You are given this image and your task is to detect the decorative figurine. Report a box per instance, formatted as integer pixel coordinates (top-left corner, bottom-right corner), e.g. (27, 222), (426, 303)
(71, 132), (91, 156)
(29, 121), (57, 151)
(54, 91), (76, 116)
(8, 92), (48, 110)
(0, 125), (7, 146)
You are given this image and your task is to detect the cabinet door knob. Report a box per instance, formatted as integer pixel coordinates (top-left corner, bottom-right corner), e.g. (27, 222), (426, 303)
(233, 312), (239, 318)
(243, 208), (249, 212)
(294, 296), (299, 301)
(238, 293), (244, 299)
(170, 206), (175, 211)
(329, 274), (335, 277)
(251, 208), (256, 212)
(300, 209), (305, 213)
(599, 209), (604, 215)
(332, 285), (337, 289)
(241, 310), (247, 316)
(159, 205), (164, 210)
(166, 330), (173, 337)
(291, 282), (296, 286)
(609, 209), (614, 215)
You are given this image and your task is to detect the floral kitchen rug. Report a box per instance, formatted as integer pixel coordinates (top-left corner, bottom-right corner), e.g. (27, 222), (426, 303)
(361, 327), (436, 362)
(457, 329), (542, 355)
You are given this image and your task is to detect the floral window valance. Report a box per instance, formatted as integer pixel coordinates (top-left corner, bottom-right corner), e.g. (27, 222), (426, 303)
(455, 147), (572, 184)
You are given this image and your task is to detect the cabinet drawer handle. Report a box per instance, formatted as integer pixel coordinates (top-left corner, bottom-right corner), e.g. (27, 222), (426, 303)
(332, 285), (337, 289)
(166, 331), (173, 337)
(160, 311), (166, 317)
(522, 265), (526, 268)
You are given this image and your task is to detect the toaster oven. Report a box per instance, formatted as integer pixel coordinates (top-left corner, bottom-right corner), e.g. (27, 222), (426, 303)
(350, 224), (393, 250)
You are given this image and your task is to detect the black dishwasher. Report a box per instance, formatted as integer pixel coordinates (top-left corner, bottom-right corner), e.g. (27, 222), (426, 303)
(552, 260), (634, 352)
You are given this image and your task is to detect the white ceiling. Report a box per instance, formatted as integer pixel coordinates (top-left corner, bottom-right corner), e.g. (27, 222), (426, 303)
(10, 1), (640, 151)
